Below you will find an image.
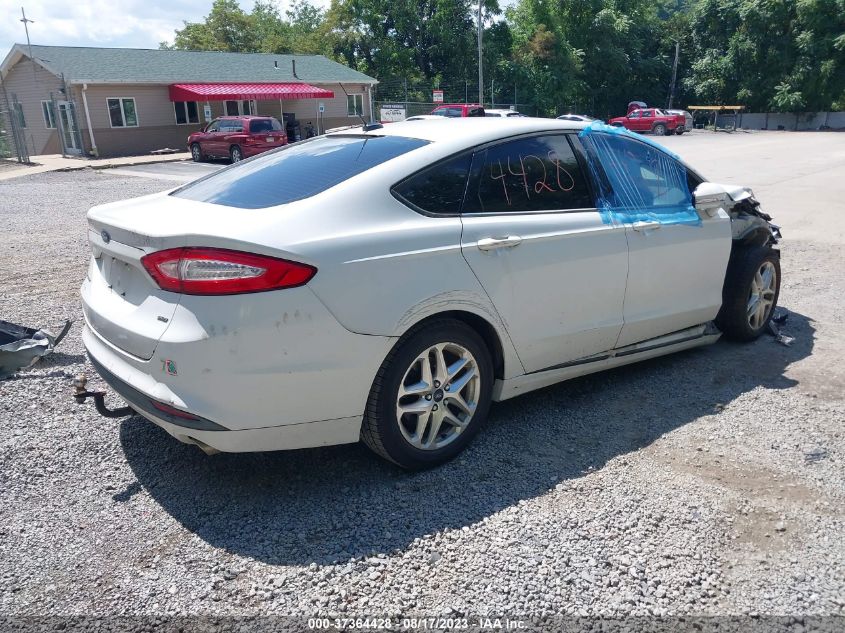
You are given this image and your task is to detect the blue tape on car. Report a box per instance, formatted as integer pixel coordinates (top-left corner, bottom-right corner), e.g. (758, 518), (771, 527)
(579, 122), (700, 227)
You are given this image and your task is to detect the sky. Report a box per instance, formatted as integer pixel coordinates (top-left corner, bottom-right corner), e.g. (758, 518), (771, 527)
(1, 0), (516, 60)
(0, 0), (315, 57)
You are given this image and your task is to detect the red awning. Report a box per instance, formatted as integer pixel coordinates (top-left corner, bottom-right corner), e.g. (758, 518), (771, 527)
(169, 83), (335, 102)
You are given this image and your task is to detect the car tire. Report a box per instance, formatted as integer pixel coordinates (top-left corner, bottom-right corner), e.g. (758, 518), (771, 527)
(715, 245), (781, 342)
(230, 145), (243, 163)
(675, 126), (686, 135)
(652, 123), (667, 136)
(361, 319), (494, 470)
(190, 143), (204, 162)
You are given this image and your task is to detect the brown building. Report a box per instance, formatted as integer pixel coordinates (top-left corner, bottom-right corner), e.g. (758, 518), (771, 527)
(0, 44), (378, 158)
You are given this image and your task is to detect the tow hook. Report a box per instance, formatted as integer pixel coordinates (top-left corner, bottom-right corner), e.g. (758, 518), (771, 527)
(73, 374), (135, 418)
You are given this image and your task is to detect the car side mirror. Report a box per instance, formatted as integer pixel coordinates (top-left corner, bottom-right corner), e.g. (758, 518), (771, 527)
(693, 183), (729, 217)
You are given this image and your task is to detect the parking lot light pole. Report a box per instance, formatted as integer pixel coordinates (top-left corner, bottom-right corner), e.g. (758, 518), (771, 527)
(477, 0), (483, 105)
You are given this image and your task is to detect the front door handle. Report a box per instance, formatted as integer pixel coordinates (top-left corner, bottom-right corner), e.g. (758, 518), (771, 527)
(477, 236), (523, 251)
(631, 220), (662, 232)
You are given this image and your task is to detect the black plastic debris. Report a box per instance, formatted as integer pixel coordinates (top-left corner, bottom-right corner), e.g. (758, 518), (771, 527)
(767, 309), (794, 346)
(0, 320), (72, 379)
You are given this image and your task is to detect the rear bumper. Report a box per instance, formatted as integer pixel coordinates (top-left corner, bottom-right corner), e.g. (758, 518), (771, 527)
(81, 283), (397, 451)
(83, 324), (366, 452)
(242, 144), (284, 157)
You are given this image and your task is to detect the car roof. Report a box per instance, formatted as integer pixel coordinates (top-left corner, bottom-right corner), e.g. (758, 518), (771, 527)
(485, 109), (520, 115)
(334, 118), (589, 150)
(217, 115), (275, 120)
(432, 103), (482, 108)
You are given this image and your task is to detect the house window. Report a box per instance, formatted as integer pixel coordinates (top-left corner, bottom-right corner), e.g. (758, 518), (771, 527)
(107, 97), (138, 127)
(14, 102), (26, 128)
(174, 101), (199, 125)
(347, 94), (364, 117)
(224, 100), (255, 116)
(41, 101), (56, 129)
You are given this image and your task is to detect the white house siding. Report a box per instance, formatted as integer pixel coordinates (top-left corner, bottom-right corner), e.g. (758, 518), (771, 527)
(1, 58), (65, 155)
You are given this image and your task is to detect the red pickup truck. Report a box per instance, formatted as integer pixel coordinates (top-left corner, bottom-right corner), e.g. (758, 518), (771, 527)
(608, 108), (686, 135)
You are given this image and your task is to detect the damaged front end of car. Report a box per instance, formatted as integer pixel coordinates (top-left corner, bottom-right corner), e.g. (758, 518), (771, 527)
(694, 182), (781, 246)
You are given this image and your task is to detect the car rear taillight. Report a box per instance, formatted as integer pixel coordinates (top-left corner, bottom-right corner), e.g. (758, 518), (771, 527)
(140, 247), (316, 295)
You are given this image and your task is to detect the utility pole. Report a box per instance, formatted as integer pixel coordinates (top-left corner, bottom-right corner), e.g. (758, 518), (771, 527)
(20, 7), (36, 82)
(667, 41), (680, 109)
(477, 0), (483, 105)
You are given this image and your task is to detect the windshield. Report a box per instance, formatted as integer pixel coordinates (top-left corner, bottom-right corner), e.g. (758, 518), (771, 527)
(172, 135), (429, 209)
(250, 118), (283, 133)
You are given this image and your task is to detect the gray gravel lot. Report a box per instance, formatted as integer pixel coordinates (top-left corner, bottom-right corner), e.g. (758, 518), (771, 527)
(1, 133), (844, 624)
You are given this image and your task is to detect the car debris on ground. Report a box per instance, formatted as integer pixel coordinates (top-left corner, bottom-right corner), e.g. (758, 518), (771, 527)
(0, 319), (72, 379)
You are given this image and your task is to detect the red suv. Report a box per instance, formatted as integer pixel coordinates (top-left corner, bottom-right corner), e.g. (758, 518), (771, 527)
(608, 108), (685, 136)
(430, 104), (486, 117)
(188, 116), (288, 163)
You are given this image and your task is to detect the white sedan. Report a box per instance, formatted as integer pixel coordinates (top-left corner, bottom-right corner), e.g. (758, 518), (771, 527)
(79, 118), (781, 469)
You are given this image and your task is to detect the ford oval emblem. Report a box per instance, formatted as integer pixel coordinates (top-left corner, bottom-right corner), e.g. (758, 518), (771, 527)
(101, 230), (111, 244)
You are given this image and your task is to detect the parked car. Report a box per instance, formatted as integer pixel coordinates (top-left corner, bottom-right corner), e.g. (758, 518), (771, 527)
(188, 116), (288, 163)
(484, 109), (524, 118)
(430, 103), (485, 117)
(556, 114), (595, 122)
(665, 109), (694, 134)
(608, 108), (685, 136)
(81, 118), (781, 469)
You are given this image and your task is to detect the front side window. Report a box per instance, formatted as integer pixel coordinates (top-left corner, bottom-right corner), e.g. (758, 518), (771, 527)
(174, 101), (199, 125)
(392, 153), (472, 215)
(628, 110), (641, 119)
(579, 131), (697, 224)
(347, 94), (364, 117)
(41, 101), (56, 128)
(172, 134), (429, 209)
(205, 120), (220, 133)
(107, 98), (138, 127)
(465, 135), (593, 214)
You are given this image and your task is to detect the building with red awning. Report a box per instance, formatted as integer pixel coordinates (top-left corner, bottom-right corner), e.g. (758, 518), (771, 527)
(0, 45), (377, 158)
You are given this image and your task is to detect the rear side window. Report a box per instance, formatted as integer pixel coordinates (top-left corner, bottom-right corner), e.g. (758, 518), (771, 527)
(465, 135), (593, 213)
(219, 120), (243, 132)
(250, 118), (282, 133)
(432, 107), (462, 117)
(172, 135), (429, 209)
(392, 154), (472, 215)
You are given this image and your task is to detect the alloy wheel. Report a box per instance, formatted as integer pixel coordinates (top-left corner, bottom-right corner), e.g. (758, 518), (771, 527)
(747, 260), (777, 330)
(395, 342), (480, 450)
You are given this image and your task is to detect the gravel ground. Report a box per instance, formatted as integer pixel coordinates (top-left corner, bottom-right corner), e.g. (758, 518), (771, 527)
(1, 134), (844, 627)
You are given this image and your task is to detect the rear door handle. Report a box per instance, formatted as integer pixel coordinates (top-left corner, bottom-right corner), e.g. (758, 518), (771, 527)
(477, 236), (523, 251)
(631, 221), (662, 232)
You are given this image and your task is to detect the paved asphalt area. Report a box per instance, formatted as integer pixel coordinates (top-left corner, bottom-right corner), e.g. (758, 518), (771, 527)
(107, 160), (224, 182)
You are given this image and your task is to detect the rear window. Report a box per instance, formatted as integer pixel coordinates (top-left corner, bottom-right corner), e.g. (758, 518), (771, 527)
(171, 135), (429, 209)
(250, 118), (282, 133)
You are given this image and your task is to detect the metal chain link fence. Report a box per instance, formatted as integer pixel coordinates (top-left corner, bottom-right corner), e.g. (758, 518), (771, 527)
(373, 78), (538, 120)
(0, 83), (30, 163)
